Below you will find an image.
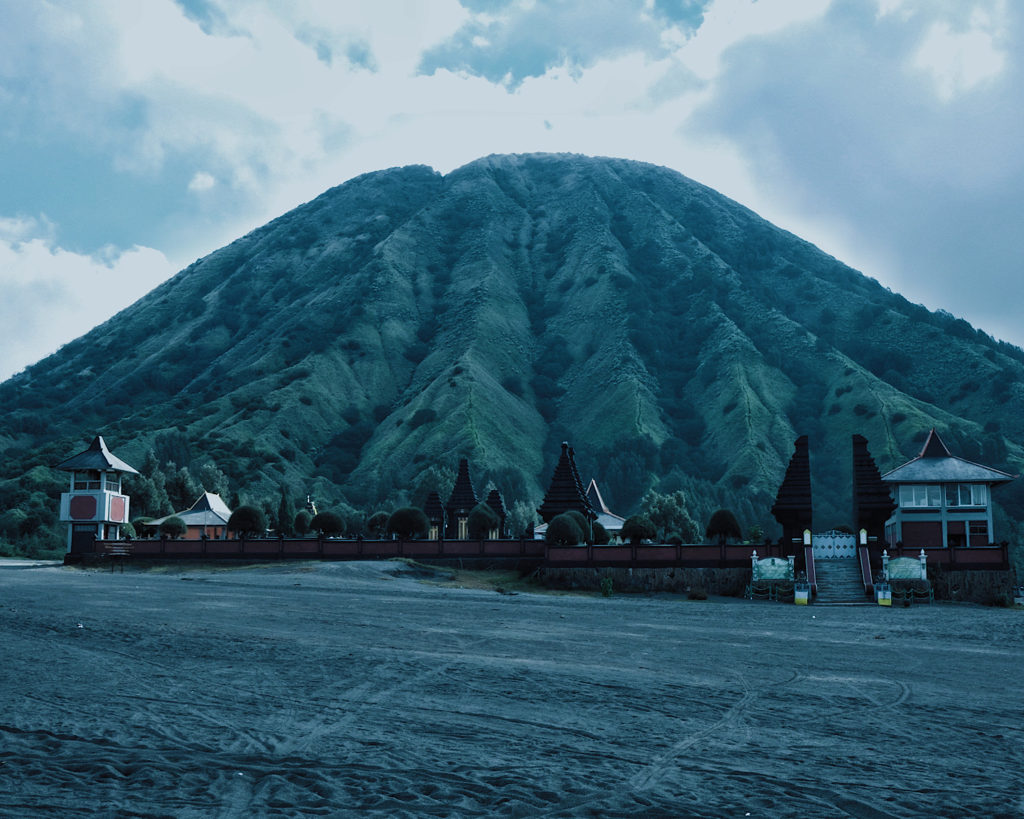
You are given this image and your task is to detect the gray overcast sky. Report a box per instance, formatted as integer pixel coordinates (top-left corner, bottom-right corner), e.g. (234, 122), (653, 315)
(1, 0), (1021, 380)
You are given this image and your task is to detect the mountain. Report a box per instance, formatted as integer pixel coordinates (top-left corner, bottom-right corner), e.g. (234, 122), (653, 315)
(3, 153), (1024, 557)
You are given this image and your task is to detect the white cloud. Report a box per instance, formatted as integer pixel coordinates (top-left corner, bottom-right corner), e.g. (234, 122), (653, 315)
(188, 171), (217, 192)
(911, 6), (1008, 101)
(0, 222), (175, 380)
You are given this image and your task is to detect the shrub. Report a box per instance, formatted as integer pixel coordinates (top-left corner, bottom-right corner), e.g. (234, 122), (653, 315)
(366, 511), (389, 538)
(310, 511), (344, 537)
(386, 507), (430, 540)
(600, 577), (614, 597)
(621, 515), (656, 544)
(687, 587), (708, 600)
(705, 509), (741, 545)
(228, 506), (267, 537)
(565, 509), (591, 542)
(294, 510), (311, 536)
(159, 516), (187, 538)
(592, 522), (610, 545)
(545, 513), (583, 545)
(466, 502), (499, 539)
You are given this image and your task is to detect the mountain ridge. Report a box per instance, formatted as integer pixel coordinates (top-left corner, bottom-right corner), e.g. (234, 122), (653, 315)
(2, 153), (1023, 559)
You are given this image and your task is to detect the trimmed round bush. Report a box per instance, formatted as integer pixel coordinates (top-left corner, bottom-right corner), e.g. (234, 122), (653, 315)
(159, 516), (186, 538)
(545, 513), (583, 546)
(386, 507), (430, 539)
(294, 509), (311, 536)
(466, 502), (499, 539)
(592, 522), (610, 545)
(565, 510), (591, 542)
(310, 511), (344, 537)
(366, 511), (390, 538)
(706, 509), (742, 545)
(228, 505), (267, 537)
(621, 515), (656, 545)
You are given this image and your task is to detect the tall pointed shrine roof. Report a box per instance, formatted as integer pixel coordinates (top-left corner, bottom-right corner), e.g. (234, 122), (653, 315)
(445, 458), (478, 514)
(852, 434), (896, 526)
(537, 442), (595, 523)
(771, 435), (812, 538)
(881, 428), (1015, 485)
(56, 436), (139, 474)
(424, 491), (445, 523)
(485, 488), (506, 521)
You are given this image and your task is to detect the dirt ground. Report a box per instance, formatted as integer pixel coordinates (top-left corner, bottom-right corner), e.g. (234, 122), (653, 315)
(1, 559), (1022, 818)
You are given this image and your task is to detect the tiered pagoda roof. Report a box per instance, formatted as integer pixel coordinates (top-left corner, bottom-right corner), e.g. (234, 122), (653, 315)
(423, 491), (445, 524)
(537, 442), (594, 524)
(445, 458), (478, 514)
(485, 488), (507, 536)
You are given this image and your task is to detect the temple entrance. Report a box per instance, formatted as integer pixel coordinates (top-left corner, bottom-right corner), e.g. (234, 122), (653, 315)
(811, 530), (857, 560)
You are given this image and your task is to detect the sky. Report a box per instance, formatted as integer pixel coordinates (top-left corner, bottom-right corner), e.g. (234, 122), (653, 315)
(1, 0), (1021, 381)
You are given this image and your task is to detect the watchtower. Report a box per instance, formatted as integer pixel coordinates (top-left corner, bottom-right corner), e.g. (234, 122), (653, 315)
(56, 436), (139, 555)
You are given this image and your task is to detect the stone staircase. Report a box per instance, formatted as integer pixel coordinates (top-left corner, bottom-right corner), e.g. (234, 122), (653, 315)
(813, 557), (870, 605)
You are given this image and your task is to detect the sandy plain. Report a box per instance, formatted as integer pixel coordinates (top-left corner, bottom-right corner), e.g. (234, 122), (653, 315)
(1, 559), (1022, 818)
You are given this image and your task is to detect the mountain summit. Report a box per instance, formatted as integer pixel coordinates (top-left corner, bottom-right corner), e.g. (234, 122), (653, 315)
(3, 153), (1024, 547)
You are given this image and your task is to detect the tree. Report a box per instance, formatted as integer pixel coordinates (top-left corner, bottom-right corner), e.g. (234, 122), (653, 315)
(386, 507), (430, 539)
(366, 511), (389, 538)
(545, 513), (583, 545)
(166, 466), (200, 512)
(565, 510), (592, 543)
(159, 515), (187, 539)
(228, 505), (267, 538)
(641, 489), (699, 543)
(197, 462), (230, 498)
(294, 509), (312, 536)
(310, 511), (344, 537)
(466, 502), (499, 539)
(706, 509), (742, 545)
(621, 515), (656, 544)
(592, 522), (610, 545)
(277, 485), (296, 536)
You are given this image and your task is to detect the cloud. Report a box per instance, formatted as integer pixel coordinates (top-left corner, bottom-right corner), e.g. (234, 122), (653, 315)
(689, 0), (1024, 344)
(419, 0), (710, 87)
(188, 171), (217, 192)
(0, 219), (175, 380)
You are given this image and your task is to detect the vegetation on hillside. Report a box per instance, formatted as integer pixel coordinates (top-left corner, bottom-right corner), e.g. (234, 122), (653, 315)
(1, 154), (1023, 566)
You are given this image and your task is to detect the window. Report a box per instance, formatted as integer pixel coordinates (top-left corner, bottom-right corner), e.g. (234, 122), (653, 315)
(899, 484), (942, 507)
(945, 484), (987, 507)
(73, 471), (102, 490)
(969, 521), (988, 541)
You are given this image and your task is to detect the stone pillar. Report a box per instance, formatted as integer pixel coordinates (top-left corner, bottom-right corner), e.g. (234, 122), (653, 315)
(919, 549), (928, 580)
(882, 549), (890, 581)
(751, 550), (759, 580)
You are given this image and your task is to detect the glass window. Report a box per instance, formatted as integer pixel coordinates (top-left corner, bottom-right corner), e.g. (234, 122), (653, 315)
(946, 484), (987, 507)
(900, 485), (942, 507)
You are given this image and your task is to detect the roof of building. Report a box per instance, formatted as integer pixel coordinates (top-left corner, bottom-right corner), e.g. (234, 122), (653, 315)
(150, 492), (232, 528)
(881, 429), (1016, 485)
(445, 458), (478, 514)
(485, 488), (506, 519)
(423, 490), (445, 522)
(56, 436), (139, 474)
(585, 479), (625, 530)
(536, 442), (594, 523)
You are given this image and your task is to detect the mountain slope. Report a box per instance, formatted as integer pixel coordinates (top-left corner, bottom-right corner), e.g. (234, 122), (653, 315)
(3, 153), (1024, 555)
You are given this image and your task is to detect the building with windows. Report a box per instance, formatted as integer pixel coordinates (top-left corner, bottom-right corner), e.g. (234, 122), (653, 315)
(881, 429), (1015, 548)
(148, 492), (233, 540)
(57, 436), (139, 555)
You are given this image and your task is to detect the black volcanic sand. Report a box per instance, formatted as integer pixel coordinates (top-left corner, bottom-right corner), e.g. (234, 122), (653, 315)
(1, 560), (1022, 818)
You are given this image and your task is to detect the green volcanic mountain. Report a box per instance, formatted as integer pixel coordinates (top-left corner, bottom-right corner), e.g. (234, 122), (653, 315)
(3, 153), (1024, 556)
